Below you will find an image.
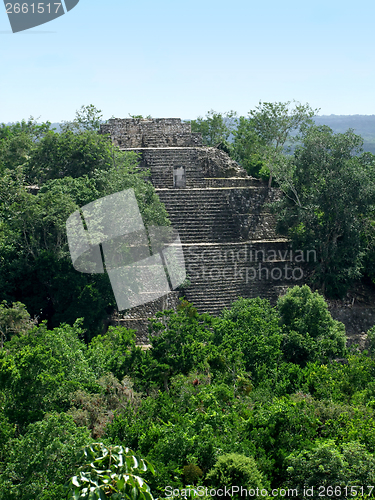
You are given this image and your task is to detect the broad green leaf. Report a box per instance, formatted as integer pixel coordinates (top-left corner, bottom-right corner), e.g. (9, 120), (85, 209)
(72, 476), (80, 487)
(132, 485), (138, 500)
(117, 477), (125, 490)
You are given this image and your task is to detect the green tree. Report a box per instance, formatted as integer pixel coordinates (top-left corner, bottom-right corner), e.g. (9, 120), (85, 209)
(0, 118), (52, 174)
(277, 285), (347, 366)
(205, 453), (268, 498)
(0, 141), (169, 333)
(68, 373), (140, 440)
(285, 440), (375, 498)
(0, 320), (97, 428)
(214, 297), (283, 383)
(191, 110), (237, 149)
(143, 300), (214, 391)
(0, 117), (51, 142)
(234, 101), (318, 186)
(275, 126), (375, 296)
(0, 300), (36, 348)
(245, 396), (321, 483)
(0, 412), (92, 500)
(0, 393), (14, 463)
(231, 116), (268, 178)
(60, 104), (104, 133)
(25, 129), (114, 184)
(0, 171), (110, 333)
(86, 325), (141, 380)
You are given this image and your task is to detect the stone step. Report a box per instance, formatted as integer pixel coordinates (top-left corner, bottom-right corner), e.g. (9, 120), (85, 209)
(205, 178), (263, 188)
(164, 211), (273, 217)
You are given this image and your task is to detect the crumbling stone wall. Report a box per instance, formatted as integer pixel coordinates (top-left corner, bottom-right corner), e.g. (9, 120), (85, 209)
(196, 147), (247, 178)
(112, 291), (181, 346)
(100, 118), (202, 148)
(329, 306), (375, 349)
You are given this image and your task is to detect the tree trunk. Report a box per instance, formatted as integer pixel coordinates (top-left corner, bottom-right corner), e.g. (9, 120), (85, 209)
(268, 173), (273, 188)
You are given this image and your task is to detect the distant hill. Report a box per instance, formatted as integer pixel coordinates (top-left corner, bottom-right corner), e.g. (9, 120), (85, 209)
(314, 115), (375, 154)
(50, 123), (62, 131)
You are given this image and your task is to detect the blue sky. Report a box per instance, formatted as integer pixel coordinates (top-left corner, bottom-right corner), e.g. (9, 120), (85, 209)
(1, 0), (375, 122)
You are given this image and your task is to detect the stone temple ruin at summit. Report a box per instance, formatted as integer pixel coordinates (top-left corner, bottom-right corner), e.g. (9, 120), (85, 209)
(99, 118), (304, 343)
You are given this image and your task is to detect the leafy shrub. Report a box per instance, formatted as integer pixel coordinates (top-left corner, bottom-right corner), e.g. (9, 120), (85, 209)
(183, 464), (203, 484)
(0, 320), (97, 429)
(0, 412), (92, 500)
(205, 453), (268, 498)
(0, 397), (14, 462)
(285, 440), (375, 498)
(245, 397), (320, 483)
(68, 374), (140, 439)
(143, 300), (215, 390)
(301, 353), (375, 402)
(66, 442), (155, 500)
(277, 285), (347, 366)
(86, 326), (141, 380)
(214, 297), (283, 383)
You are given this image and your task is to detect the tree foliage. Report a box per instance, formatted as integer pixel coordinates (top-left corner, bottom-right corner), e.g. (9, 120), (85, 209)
(286, 440), (375, 497)
(0, 412), (92, 500)
(0, 108), (169, 333)
(233, 101), (318, 185)
(0, 300), (36, 348)
(143, 300), (215, 391)
(206, 453), (268, 496)
(61, 104), (104, 133)
(231, 116), (269, 178)
(0, 319), (97, 428)
(191, 110), (237, 149)
(0, 118), (52, 175)
(214, 297), (283, 383)
(274, 126), (375, 296)
(66, 443), (155, 500)
(25, 130), (114, 184)
(277, 285), (347, 366)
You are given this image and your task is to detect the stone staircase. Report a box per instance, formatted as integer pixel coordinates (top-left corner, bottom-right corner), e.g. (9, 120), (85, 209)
(142, 133), (200, 148)
(205, 177), (261, 188)
(156, 186), (280, 244)
(180, 239), (298, 315)
(133, 148), (206, 189)
(152, 181), (301, 315)
(113, 177), (297, 334)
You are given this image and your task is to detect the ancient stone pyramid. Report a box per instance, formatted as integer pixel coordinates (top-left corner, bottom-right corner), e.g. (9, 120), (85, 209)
(100, 118), (302, 343)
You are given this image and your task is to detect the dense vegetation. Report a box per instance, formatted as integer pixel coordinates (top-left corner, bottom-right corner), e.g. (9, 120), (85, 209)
(0, 107), (170, 338)
(1, 104), (375, 499)
(1, 289), (375, 499)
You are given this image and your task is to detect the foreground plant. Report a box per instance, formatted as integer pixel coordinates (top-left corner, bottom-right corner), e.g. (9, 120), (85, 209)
(66, 443), (155, 500)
